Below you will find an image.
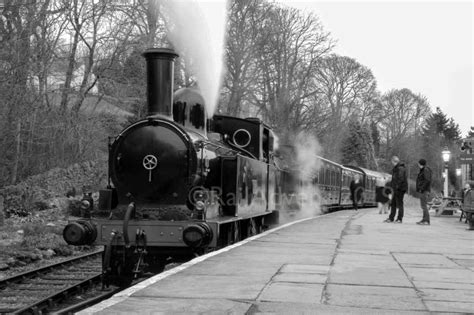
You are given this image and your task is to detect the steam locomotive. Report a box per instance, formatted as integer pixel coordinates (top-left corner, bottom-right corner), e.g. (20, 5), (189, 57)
(62, 48), (388, 286)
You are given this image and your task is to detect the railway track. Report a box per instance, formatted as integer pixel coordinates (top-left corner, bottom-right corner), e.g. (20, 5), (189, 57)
(0, 249), (105, 314)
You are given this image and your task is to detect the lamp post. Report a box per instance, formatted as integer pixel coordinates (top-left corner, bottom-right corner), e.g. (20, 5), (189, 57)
(456, 168), (462, 194)
(441, 147), (451, 197)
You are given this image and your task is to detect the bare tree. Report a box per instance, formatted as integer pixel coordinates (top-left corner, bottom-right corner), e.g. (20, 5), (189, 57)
(314, 55), (379, 158)
(0, 0), (144, 186)
(378, 88), (431, 153)
(0, 0), (54, 184)
(221, 0), (270, 116)
(56, 0), (139, 114)
(253, 5), (333, 142)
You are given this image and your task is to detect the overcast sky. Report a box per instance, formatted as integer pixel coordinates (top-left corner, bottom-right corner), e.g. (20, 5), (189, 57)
(281, 0), (473, 137)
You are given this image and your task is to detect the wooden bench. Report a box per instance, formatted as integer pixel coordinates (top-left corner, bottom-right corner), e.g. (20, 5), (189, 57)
(434, 197), (463, 216)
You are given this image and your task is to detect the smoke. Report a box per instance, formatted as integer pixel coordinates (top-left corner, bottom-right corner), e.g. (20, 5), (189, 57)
(280, 133), (323, 223)
(158, 0), (228, 116)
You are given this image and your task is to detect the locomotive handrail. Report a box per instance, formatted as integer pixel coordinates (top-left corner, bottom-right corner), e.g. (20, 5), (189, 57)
(123, 202), (136, 248)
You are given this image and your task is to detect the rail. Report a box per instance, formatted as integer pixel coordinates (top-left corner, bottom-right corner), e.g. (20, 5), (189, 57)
(0, 249), (103, 314)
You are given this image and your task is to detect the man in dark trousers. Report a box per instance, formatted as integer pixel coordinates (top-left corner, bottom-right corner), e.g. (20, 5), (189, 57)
(350, 174), (364, 211)
(415, 159), (432, 225)
(384, 156), (408, 223)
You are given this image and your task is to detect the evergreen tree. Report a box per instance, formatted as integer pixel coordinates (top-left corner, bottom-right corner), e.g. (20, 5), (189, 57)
(421, 107), (461, 191)
(341, 120), (378, 169)
(467, 127), (474, 138)
(422, 107), (461, 144)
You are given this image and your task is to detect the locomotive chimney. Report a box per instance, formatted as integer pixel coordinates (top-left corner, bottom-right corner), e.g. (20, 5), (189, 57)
(142, 48), (179, 117)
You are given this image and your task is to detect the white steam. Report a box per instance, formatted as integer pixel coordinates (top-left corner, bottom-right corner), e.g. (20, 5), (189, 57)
(295, 132), (322, 179)
(158, 0), (228, 116)
(281, 133), (323, 223)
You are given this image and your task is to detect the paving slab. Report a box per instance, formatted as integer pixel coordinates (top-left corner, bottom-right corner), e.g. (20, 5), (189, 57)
(325, 283), (426, 311)
(393, 253), (461, 268)
(404, 267), (474, 284)
(413, 280), (474, 290)
(128, 274), (266, 300)
(272, 272), (327, 283)
(421, 288), (474, 303)
(450, 258), (474, 269)
(248, 301), (430, 314)
(96, 297), (252, 315)
(424, 300), (474, 313)
(258, 282), (324, 303)
(447, 254), (474, 260)
(332, 252), (398, 267)
(222, 248), (335, 265)
(280, 264), (330, 274)
(330, 266), (413, 287)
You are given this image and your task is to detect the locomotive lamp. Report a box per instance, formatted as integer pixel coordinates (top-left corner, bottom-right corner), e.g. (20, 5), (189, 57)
(63, 221), (97, 246)
(441, 147), (451, 197)
(182, 223), (213, 248)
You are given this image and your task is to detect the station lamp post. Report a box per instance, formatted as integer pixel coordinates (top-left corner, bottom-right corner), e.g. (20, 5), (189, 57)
(456, 168), (462, 193)
(441, 147), (451, 197)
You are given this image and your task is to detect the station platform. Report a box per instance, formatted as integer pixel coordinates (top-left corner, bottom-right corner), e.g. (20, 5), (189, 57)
(81, 208), (474, 314)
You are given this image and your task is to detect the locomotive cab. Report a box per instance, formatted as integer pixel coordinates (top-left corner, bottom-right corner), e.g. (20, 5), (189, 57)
(210, 115), (275, 163)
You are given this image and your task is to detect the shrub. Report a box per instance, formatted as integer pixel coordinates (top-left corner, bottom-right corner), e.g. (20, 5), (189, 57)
(21, 222), (46, 237)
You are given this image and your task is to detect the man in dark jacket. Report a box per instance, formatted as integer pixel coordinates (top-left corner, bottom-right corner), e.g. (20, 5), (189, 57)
(350, 174), (364, 211)
(415, 159), (432, 225)
(384, 156), (408, 223)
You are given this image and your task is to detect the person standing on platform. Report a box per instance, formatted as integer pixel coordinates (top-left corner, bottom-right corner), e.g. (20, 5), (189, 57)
(384, 156), (408, 223)
(462, 183), (471, 200)
(415, 159), (432, 225)
(350, 174), (364, 211)
(376, 176), (390, 214)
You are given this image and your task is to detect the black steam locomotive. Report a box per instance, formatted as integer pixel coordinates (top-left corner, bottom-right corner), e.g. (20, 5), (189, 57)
(63, 48), (388, 286)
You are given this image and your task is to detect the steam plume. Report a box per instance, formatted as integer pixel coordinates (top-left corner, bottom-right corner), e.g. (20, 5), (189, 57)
(280, 133), (323, 223)
(158, 0), (228, 116)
